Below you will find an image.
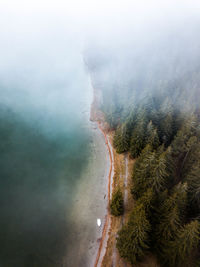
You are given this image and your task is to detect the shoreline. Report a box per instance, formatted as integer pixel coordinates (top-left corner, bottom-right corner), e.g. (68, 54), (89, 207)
(94, 121), (114, 267)
(89, 82), (115, 267)
(90, 82), (133, 267)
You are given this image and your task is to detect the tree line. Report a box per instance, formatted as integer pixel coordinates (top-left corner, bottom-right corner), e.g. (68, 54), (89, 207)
(85, 28), (200, 265)
(111, 97), (200, 266)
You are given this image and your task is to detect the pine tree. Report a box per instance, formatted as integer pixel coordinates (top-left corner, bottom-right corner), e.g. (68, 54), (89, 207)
(181, 140), (200, 179)
(146, 121), (160, 149)
(110, 188), (124, 216)
(116, 204), (150, 264)
(130, 110), (148, 158)
(160, 112), (174, 145)
(151, 151), (168, 193)
(131, 145), (155, 199)
(132, 145), (168, 199)
(186, 163), (200, 215)
(113, 123), (130, 153)
(155, 184), (188, 262)
(165, 220), (200, 267)
(137, 188), (154, 217)
(156, 192), (181, 240)
(130, 123), (145, 158)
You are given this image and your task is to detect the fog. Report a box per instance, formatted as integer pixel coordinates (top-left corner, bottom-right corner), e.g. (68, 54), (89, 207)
(0, 0), (200, 266)
(0, 1), (200, 110)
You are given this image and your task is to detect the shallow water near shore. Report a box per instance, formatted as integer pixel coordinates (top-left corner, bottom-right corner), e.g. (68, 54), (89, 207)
(0, 53), (108, 266)
(64, 121), (109, 267)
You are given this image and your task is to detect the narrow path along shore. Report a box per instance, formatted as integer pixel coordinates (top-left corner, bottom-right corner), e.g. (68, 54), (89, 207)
(94, 121), (114, 267)
(122, 154), (128, 225)
(122, 154), (129, 267)
(112, 154), (129, 267)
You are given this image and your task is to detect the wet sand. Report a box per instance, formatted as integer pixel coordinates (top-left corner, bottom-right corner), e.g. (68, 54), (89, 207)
(94, 123), (114, 267)
(63, 118), (110, 267)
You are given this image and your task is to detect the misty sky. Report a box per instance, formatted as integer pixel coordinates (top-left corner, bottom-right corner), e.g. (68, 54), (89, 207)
(1, 0), (200, 50)
(0, 0), (200, 112)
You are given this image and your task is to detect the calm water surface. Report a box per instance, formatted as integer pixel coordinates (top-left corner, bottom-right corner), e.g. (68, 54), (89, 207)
(0, 53), (107, 266)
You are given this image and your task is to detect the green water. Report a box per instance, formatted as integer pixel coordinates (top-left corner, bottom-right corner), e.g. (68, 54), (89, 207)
(0, 65), (101, 266)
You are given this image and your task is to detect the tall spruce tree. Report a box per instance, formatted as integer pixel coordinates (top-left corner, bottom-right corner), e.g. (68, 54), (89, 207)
(130, 110), (148, 158)
(110, 188), (124, 216)
(160, 112), (174, 146)
(131, 145), (155, 199)
(137, 188), (155, 217)
(113, 123), (130, 153)
(155, 184), (188, 262)
(146, 121), (160, 149)
(116, 204), (150, 264)
(187, 163), (200, 215)
(149, 150), (168, 194)
(165, 220), (200, 267)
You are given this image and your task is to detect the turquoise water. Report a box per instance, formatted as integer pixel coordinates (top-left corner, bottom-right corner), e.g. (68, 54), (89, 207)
(0, 54), (105, 266)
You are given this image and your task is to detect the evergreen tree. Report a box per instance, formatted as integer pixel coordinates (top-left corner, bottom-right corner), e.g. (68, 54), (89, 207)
(116, 204), (150, 264)
(113, 123), (130, 153)
(146, 121), (160, 149)
(130, 110), (148, 158)
(160, 112), (174, 146)
(156, 197), (181, 244)
(165, 220), (200, 267)
(186, 163), (200, 215)
(88, 48), (200, 266)
(169, 121), (199, 184)
(137, 188), (155, 217)
(132, 145), (168, 199)
(110, 188), (124, 216)
(131, 145), (155, 199)
(130, 124), (145, 158)
(155, 184), (188, 262)
(181, 140), (200, 179)
(151, 151), (168, 193)
(104, 111), (116, 129)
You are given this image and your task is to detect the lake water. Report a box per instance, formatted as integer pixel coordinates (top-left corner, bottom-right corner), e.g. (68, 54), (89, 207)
(0, 53), (108, 266)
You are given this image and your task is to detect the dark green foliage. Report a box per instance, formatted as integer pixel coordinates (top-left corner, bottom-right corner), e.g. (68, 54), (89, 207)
(131, 144), (169, 199)
(186, 163), (200, 215)
(117, 111), (200, 266)
(146, 121), (160, 149)
(151, 151), (168, 193)
(86, 38), (200, 266)
(187, 165), (200, 203)
(130, 111), (148, 158)
(130, 126), (145, 158)
(113, 124), (130, 153)
(155, 187), (186, 257)
(160, 113), (174, 145)
(164, 220), (200, 267)
(115, 109), (200, 266)
(110, 188), (124, 216)
(137, 188), (155, 217)
(131, 144), (155, 199)
(116, 204), (150, 264)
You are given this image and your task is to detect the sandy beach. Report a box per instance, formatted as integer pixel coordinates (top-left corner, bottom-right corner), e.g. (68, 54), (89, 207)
(89, 79), (116, 267)
(94, 122), (115, 267)
(63, 117), (111, 267)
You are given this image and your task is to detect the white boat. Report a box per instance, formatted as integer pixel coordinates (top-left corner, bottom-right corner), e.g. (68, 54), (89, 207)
(97, 218), (101, 227)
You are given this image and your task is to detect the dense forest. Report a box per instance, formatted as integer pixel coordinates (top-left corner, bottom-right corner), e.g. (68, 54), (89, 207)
(85, 22), (200, 267)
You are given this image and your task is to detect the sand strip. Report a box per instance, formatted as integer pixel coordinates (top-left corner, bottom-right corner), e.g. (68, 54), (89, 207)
(94, 121), (114, 267)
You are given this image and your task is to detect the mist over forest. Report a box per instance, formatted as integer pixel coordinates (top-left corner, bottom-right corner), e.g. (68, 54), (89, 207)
(0, 0), (200, 266)
(85, 17), (200, 113)
(84, 4), (200, 267)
